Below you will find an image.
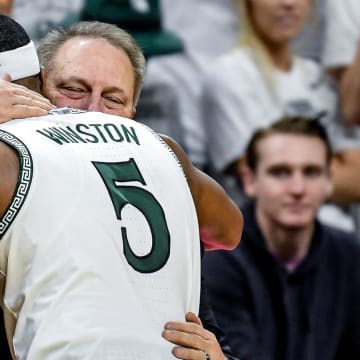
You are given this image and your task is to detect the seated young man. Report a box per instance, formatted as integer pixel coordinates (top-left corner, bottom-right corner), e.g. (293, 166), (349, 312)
(203, 116), (360, 360)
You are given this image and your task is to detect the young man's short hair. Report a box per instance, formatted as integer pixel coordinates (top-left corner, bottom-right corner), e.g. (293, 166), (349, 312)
(245, 116), (332, 171)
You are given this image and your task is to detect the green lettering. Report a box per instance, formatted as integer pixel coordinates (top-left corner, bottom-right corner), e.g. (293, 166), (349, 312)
(121, 125), (140, 145)
(76, 124), (98, 143)
(36, 128), (70, 145)
(104, 123), (124, 142)
(89, 124), (108, 142)
(58, 126), (87, 143)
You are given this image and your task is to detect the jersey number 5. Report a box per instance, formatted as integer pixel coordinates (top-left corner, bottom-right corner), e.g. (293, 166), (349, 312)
(93, 158), (170, 273)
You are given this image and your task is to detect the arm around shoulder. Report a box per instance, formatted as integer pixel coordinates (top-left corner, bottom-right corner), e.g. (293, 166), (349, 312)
(0, 78), (54, 123)
(160, 135), (243, 251)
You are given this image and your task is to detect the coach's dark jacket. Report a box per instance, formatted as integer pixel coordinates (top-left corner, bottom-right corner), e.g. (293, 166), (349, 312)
(202, 202), (360, 360)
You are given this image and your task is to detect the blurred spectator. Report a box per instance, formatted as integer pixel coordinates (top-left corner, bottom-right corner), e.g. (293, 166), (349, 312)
(203, 117), (360, 360)
(322, 0), (360, 125)
(12, 0), (84, 45)
(201, 0), (354, 231)
(322, 0), (360, 231)
(292, 0), (326, 62)
(149, 0), (240, 168)
(156, 0), (326, 167)
(159, 0), (239, 69)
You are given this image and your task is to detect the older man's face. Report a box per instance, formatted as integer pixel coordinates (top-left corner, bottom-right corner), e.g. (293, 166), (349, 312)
(43, 37), (136, 119)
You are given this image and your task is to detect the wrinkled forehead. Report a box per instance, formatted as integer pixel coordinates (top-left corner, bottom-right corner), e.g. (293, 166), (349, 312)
(49, 36), (136, 94)
(53, 37), (126, 64)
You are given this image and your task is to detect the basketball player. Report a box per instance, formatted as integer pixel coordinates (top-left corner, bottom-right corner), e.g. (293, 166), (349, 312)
(0, 15), (243, 359)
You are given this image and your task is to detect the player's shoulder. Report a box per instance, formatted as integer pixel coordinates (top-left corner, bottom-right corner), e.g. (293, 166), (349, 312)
(0, 140), (21, 218)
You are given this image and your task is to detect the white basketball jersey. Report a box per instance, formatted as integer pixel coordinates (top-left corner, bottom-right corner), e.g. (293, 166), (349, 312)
(0, 111), (201, 359)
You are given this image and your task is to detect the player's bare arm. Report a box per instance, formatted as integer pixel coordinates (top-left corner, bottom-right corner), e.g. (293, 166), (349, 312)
(330, 148), (360, 204)
(0, 0), (13, 15)
(0, 141), (19, 217)
(0, 140), (19, 359)
(161, 135), (243, 250)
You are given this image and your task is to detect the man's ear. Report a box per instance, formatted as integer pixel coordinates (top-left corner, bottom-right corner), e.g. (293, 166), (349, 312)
(39, 67), (46, 95)
(235, 157), (257, 197)
(130, 107), (136, 119)
(242, 165), (257, 198)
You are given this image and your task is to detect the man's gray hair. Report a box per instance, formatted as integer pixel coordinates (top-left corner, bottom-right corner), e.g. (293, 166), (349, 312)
(37, 21), (146, 105)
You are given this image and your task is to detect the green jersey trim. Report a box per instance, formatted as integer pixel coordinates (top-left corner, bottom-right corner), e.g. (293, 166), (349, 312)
(0, 130), (33, 239)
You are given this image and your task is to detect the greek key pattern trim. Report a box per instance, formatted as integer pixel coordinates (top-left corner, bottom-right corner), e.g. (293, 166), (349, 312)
(0, 130), (33, 238)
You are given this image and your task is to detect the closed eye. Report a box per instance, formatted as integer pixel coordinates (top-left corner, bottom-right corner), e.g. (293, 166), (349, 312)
(103, 96), (125, 109)
(61, 87), (87, 99)
(105, 97), (124, 105)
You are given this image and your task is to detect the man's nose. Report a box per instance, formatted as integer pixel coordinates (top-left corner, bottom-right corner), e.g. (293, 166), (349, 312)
(289, 173), (306, 194)
(281, 0), (295, 7)
(87, 95), (103, 112)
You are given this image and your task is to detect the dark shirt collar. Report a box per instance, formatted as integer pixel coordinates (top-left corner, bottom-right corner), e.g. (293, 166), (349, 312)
(241, 201), (325, 275)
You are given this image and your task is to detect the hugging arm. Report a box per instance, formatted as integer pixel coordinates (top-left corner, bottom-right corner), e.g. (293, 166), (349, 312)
(0, 77), (54, 123)
(161, 135), (243, 251)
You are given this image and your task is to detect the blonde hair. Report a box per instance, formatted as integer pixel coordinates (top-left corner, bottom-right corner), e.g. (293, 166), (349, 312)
(236, 0), (314, 99)
(238, 0), (276, 97)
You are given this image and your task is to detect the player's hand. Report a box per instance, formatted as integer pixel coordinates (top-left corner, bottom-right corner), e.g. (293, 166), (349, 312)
(162, 312), (226, 360)
(0, 76), (55, 123)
